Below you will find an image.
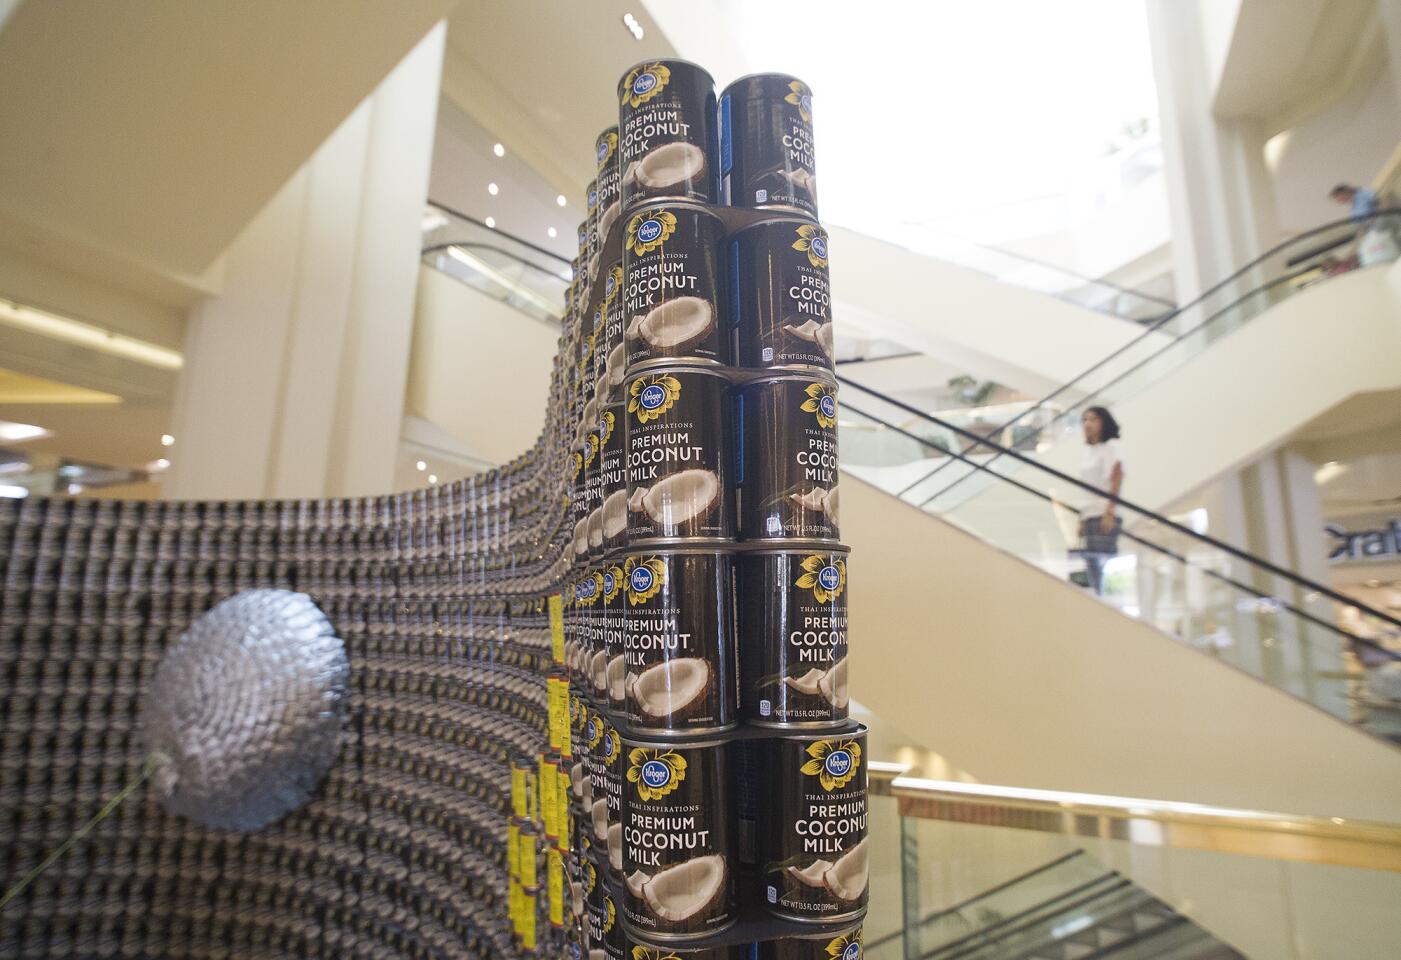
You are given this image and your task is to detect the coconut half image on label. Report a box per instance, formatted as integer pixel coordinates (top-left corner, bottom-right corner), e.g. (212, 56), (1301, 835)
(620, 737), (735, 939)
(738, 375), (840, 541)
(757, 731), (868, 922)
(623, 205), (728, 371)
(622, 550), (736, 734)
(731, 219), (833, 371)
(618, 60), (719, 211)
(596, 125), (623, 247)
(739, 547), (849, 726)
(625, 368), (732, 542)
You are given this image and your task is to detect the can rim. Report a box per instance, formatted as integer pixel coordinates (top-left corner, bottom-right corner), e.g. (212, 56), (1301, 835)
(722, 71), (812, 93)
(621, 198), (727, 222)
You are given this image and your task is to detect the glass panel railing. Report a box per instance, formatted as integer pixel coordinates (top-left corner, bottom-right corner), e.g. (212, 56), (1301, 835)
(421, 201), (570, 323)
(899, 211), (1401, 507)
(839, 380), (1401, 741)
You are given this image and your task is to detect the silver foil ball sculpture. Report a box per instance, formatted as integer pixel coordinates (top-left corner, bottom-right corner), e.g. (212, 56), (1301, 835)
(140, 589), (350, 831)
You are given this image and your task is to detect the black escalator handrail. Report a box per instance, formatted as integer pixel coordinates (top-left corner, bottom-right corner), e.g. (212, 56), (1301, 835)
(425, 198), (573, 267)
(421, 240), (572, 287)
(839, 380), (1401, 639)
(893, 209), (1400, 500)
(863, 852), (1087, 952)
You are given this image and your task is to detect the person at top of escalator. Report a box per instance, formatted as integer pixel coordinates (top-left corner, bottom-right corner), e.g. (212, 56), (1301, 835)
(1330, 183), (1380, 222)
(1075, 406), (1124, 596)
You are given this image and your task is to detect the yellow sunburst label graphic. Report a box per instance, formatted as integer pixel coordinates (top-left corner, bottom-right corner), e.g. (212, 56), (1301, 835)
(628, 747), (687, 801)
(626, 209), (677, 256)
(601, 725), (621, 766)
(570, 451), (583, 480)
(624, 555), (667, 606)
(604, 564), (625, 604)
(597, 131), (618, 171)
(785, 79), (813, 123)
(825, 928), (863, 960)
(796, 555), (846, 603)
(629, 374), (681, 424)
(801, 382), (838, 428)
(584, 860), (597, 895)
(604, 264), (624, 310)
(604, 894), (616, 933)
(801, 738), (862, 791)
(622, 63), (672, 108)
(793, 223), (828, 269)
(632, 949), (681, 960)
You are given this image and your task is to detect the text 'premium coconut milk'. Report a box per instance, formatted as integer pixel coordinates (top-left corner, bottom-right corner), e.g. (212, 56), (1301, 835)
(757, 731), (868, 923)
(739, 546), (849, 726)
(624, 204), (727, 371)
(625, 368), (732, 542)
(738, 375), (840, 541)
(620, 737), (735, 940)
(619, 60), (718, 211)
(622, 549), (736, 735)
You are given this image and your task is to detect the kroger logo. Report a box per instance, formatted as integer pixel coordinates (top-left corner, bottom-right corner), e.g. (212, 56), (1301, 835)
(819, 394), (837, 419)
(818, 565), (841, 591)
(630, 566), (655, 592)
(586, 719), (598, 740)
(639, 384), (667, 410)
(801, 94), (814, 117)
(811, 236), (828, 260)
(588, 189), (598, 208)
(637, 218), (663, 244)
(606, 274), (616, 296)
(580, 579), (596, 598)
(824, 749), (853, 778)
(842, 943), (861, 960)
(633, 72), (658, 96)
(641, 759), (671, 788)
(603, 572), (615, 593)
(597, 141), (610, 163)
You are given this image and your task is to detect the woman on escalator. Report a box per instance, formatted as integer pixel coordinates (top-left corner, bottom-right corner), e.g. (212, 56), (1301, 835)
(1076, 407), (1125, 596)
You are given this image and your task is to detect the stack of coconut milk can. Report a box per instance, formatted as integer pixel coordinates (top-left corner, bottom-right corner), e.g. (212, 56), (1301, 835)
(554, 60), (867, 960)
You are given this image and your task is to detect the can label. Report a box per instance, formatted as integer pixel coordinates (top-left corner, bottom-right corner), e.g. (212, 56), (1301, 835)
(738, 377), (840, 540)
(602, 722), (624, 878)
(623, 552), (736, 733)
(627, 940), (747, 960)
(598, 403), (628, 553)
(598, 262), (628, 406)
(619, 60), (718, 210)
(732, 220), (833, 371)
(603, 560), (628, 714)
(758, 926), (863, 960)
(596, 125), (623, 245)
(740, 549), (849, 725)
(625, 369), (732, 541)
(758, 733), (868, 921)
(620, 738), (735, 938)
(720, 74), (817, 217)
(624, 205), (727, 370)
(585, 714), (612, 843)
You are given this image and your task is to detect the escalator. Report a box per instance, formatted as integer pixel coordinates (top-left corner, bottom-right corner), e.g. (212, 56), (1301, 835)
(869, 211), (1401, 516)
(870, 851), (1239, 960)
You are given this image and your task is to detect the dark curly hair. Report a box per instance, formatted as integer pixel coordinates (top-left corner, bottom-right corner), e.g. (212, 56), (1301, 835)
(1083, 406), (1121, 443)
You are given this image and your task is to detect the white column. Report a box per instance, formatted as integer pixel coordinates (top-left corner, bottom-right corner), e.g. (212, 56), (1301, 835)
(1381, 0), (1401, 109)
(165, 23), (445, 501)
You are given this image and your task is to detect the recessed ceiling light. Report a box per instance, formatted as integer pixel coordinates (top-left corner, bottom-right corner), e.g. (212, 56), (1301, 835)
(556, 195), (567, 207)
(487, 182), (499, 196)
(161, 434), (175, 447)
(416, 460), (427, 471)
(622, 12), (645, 39)
(0, 420), (51, 443)
(485, 217), (496, 229)
(428, 474), (438, 485)
(148, 458), (171, 472)
(493, 143), (505, 158)
(548, 227), (558, 238)
(66, 483), (83, 495)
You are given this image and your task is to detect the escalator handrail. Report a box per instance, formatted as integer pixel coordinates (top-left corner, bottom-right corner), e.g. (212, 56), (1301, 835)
(421, 240), (573, 287)
(426, 198), (573, 267)
(843, 397), (1401, 664)
(839, 378), (1401, 639)
(893, 208), (1401, 500)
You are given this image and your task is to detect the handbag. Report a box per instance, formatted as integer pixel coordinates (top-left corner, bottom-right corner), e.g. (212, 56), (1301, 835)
(1073, 516), (1121, 556)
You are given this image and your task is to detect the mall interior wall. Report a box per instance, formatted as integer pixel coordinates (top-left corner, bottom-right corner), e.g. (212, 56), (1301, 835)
(166, 25), (445, 501)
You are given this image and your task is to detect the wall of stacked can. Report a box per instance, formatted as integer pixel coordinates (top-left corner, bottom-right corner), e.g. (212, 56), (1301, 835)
(0, 60), (866, 960)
